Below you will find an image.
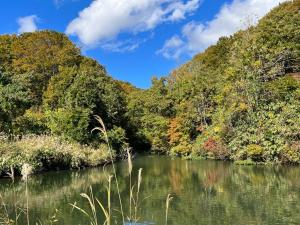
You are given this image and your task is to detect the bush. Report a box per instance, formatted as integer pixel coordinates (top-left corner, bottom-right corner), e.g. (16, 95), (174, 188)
(280, 142), (300, 164)
(14, 109), (48, 135)
(234, 159), (256, 165)
(236, 144), (265, 162)
(170, 141), (192, 157)
(202, 137), (229, 160)
(106, 126), (128, 156)
(0, 135), (112, 177)
(193, 135), (229, 160)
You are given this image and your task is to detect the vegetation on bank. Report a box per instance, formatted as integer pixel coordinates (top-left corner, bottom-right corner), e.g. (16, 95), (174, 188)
(0, 135), (112, 177)
(0, 119), (173, 225)
(126, 0), (300, 164)
(0, 0), (299, 172)
(0, 31), (130, 177)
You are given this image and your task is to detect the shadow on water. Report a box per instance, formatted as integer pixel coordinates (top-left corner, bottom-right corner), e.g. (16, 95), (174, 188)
(1, 155), (300, 224)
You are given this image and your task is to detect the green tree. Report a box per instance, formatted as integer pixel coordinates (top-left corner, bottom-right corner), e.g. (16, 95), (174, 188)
(44, 58), (126, 143)
(0, 72), (31, 134)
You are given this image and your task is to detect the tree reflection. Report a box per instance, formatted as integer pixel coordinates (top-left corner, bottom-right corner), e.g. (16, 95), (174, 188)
(1, 156), (300, 225)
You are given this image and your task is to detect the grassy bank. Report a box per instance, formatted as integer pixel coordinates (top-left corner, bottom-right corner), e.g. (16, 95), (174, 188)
(0, 135), (113, 178)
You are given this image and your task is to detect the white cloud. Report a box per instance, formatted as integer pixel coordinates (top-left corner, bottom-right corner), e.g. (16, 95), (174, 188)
(159, 0), (287, 59)
(66, 0), (201, 48)
(17, 15), (38, 33)
(156, 35), (185, 59)
(101, 40), (141, 53)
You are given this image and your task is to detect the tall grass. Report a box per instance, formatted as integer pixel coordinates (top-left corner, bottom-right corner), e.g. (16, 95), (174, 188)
(74, 116), (145, 224)
(0, 194), (19, 225)
(0, 135), (111, 178)
(133, 168), (143, 223)
(73, 116), (173, 225)
(21, 163), (33, 225)
(126, 148), (133, 222)
(0, 116), (173, 225)
(92, 115), (125, 224)
(165, 194), (173, 225)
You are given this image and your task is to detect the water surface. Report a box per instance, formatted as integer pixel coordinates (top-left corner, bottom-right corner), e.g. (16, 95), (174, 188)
(1, 155), (300, 224)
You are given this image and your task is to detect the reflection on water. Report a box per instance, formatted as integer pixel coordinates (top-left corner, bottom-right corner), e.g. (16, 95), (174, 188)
(1, 155), (300, 224)
(125, 222), (155, 225)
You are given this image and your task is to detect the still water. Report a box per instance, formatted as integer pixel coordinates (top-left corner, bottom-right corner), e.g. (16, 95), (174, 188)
(1, 155), (300, 225)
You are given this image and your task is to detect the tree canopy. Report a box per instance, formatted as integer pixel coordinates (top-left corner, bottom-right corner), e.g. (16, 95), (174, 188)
(125, 0), (300, 163)
(0, 0), (299, 163)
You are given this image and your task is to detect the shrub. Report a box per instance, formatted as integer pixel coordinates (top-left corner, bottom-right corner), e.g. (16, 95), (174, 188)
(170, 141), (192, 157)
(244, 144), (265, 162)
(234, 159), (256, 165)
(280, 142), (300, 164)
(0, 135), (111, 177)
(106, 126), (128, 156)
(203, 137), (229, 160)
(0, 142), (24, 176)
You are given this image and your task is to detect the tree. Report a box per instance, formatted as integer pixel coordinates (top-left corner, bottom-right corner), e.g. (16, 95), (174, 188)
(11, 31), (81, 104)
(44, 58), (126, 143)
(0, 72), (31, 134)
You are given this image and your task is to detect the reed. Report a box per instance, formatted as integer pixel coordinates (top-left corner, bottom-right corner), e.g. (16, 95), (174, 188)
(106, 175), (112, 225)
(126, 148), (133, 222)
(0, 135), (111, 178)
(0, 116), (173, 225)
(91, 116), (145, 224)
(165, 194), (173, 225)
(0, 194), (14, 225)
(21, 163), (33, 225)
(133, 168), (143, 223)
(92, 115), (125, 224)
(69, 174), (113, 225)
(70, 187), (99, 225)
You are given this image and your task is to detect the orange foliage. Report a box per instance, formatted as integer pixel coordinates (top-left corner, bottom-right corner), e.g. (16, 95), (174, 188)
(203, 137), (229, 160)
(167, 117), (184, 145)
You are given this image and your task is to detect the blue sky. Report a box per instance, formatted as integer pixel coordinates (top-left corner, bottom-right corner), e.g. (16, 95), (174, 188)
(0, 0), (285, 88)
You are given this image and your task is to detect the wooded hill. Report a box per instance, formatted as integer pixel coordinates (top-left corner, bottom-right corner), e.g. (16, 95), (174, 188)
(0, 0), (299, 165)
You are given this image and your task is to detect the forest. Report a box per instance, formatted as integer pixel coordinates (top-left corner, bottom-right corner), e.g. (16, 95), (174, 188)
(0, 0), (300, 177)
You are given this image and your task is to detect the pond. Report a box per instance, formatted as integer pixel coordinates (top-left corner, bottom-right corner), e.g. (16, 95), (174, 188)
(1, 155), (300, 224)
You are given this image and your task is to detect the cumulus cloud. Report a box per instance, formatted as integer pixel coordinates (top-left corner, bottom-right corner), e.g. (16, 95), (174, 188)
(159, 0), (287, 59)
(17, 15), (38, 33)
(66, 0), (201, 48)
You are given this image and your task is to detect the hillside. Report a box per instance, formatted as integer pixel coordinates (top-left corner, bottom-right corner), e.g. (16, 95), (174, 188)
(0, 31), (130, 146)
(126, 0), (300, 163)
(0, 0), (299, 171)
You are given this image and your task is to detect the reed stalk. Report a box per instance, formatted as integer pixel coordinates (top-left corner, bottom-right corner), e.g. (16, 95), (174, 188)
(106, 175), (112, 225)
(134, 168), (142, 224)
(21, 163), (33, 225)
(165, 194), (173, 225)
(92, 115), (125, 224)
(126, 148), (133, 222)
